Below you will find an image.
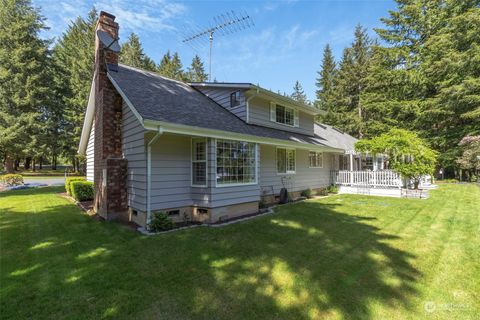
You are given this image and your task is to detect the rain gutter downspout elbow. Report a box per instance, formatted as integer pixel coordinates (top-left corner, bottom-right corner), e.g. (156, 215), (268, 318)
(146, 126), (163, 228)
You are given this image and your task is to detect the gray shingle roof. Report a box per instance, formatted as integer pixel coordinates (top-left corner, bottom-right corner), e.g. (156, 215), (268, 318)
(314, 123), (358, 151)
(108, 64), (352, 150)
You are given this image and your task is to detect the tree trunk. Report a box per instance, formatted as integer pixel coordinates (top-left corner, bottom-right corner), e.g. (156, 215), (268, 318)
(52, 155), (57, 170)
(5, 154), (14, 173)
(39, 157), (43, 170)
(14, 158), (20, 171)
(414, 179), (420, 190)
(32, 158), (36, 172)
(358, 103), (363, 139)
(24, 157), (32, 170)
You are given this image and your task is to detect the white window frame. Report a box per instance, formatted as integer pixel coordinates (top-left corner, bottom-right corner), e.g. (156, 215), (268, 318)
(215, 139), (258, 187)
(276, 147), (296, 174)
(270, 102), (299, 127)
(309, 151), (323, 168)
(191, 138), (208, 187)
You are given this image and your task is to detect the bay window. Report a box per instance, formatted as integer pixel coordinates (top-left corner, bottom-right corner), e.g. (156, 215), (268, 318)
(277, 148), (295, 174)
(191, 138), (207, 186)
(216, 139), (257, 185)
(309, 151), (323, 168)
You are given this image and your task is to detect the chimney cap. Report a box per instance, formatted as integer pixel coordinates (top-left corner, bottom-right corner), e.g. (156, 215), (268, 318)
(100, 11), (116, 20)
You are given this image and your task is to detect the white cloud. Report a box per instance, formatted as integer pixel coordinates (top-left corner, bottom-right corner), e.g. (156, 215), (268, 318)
(94, 0), (187, 33)
(33, 0), (187, 39)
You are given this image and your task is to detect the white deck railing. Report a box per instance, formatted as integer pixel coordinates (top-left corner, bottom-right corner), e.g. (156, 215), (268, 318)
(331, 170), (402, 188)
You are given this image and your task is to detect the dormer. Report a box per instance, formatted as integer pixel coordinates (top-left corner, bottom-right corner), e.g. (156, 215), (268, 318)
(189, 82), (321, 136)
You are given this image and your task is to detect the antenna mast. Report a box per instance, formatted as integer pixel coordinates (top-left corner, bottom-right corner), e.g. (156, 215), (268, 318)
(182, 11), (254, 81)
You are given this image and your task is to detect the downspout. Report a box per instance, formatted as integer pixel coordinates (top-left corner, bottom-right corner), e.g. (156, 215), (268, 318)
(146, 126), (163, 228)
(246, 88), (260, 123)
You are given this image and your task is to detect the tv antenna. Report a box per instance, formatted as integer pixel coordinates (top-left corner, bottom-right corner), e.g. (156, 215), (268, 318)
(182, 11), (254, 81)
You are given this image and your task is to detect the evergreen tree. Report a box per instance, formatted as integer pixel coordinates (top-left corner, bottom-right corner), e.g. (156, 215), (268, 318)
(186, 55), (208, 82)
(0, 0), (50, 172)
(157, 50), (172, 76)
(315, 44), (337, 124)
(120, 33), (156, 71)
(170, 52), (184, 81)
(334, 25), (372, 138)
(372, 0), (480, 174)
(52, 8), (97, 171)
(157, 51), (185, 81)
(291, 81), (307, 104)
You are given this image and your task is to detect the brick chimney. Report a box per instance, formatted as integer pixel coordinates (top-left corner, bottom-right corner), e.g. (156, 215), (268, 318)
(93, 11), (128, 220)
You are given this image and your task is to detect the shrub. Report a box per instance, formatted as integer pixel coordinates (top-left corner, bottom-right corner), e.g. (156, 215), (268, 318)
(65, 177), (86, 195)
(327, 185), (339, 194)
(300, 188), (313, 199)
(149, 212), (174, 232)
(1, 174), (24, 186)
(317, 187), (328, 196)
(70, 181), (94, 201)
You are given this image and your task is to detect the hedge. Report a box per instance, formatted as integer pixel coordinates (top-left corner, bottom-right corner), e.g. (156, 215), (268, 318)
(70, 181), (94, 202)
(65, 177), (86, 195)
(0, 174), (24, 186)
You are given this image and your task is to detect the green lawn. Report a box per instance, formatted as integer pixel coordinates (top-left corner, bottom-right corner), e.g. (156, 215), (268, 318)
(0, 185), (479, 319)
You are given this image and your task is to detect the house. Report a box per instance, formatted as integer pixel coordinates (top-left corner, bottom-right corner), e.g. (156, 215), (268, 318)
(78, 11), (382, 228)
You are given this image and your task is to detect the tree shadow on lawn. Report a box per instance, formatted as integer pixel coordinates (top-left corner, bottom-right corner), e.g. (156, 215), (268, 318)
(0, 197), (421, 319)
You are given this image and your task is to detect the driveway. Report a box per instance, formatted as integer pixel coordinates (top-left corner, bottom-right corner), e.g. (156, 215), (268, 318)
(23, 177), (65, 186)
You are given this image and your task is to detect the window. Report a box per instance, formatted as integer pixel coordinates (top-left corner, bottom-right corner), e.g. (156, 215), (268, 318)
(216, 139), (257, 185)
(230, 91), (241, 108)
(270, 103), (298, 127)
(192, 138), (207, 186)
(277, 148), (295, 174)
(167, 209), (180, 216)
(364, 156), (373, 171)
(309, 151), (323, 168)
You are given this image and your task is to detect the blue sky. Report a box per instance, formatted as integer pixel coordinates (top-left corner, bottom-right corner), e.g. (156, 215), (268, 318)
(33, 0), (396, 101)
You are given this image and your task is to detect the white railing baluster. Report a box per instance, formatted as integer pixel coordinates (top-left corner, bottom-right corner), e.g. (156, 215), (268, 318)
(333, 170), (403, 188)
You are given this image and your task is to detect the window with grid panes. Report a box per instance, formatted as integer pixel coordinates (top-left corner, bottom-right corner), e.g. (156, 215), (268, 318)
(216, 140), (256, 185)
(191, 138), (207, 186)
(277, 148), (295, 174)
(309, 151), (323, 168)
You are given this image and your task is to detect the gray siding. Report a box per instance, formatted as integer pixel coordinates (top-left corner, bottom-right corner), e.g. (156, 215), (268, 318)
(196, 87), (247, 121)
(86, 121), (95, 182)
(259, 145), (333, 194)
(248, 97), (314, 136)
(150, 134), (193, 210)
(122, 102), (147, 212)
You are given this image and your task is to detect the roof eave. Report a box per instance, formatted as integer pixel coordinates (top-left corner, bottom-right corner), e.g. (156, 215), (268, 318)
(143, 118), (344, 153)
(77, 77), (96, 155)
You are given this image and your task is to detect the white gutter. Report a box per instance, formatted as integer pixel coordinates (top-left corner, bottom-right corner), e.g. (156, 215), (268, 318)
(146, 126), (163, 228)
(245, 88), (260, 123)
(143, 119), (344, 153)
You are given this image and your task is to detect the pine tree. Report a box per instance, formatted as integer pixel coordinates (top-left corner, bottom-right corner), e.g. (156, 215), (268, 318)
(186, 55), (207, 82)
(52, 8), (97, 171)
(170, 52), (184, 81)
(334, 25), (373, 138)
(372, 0), (480, 174)
(157, 51), (185, 81)
(0, 0), (50, 172)
(157, 50), (172, 76)
(315, 44), (337, 124)
(291, 81), (307, 104)
(120, 33), (156, 71)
